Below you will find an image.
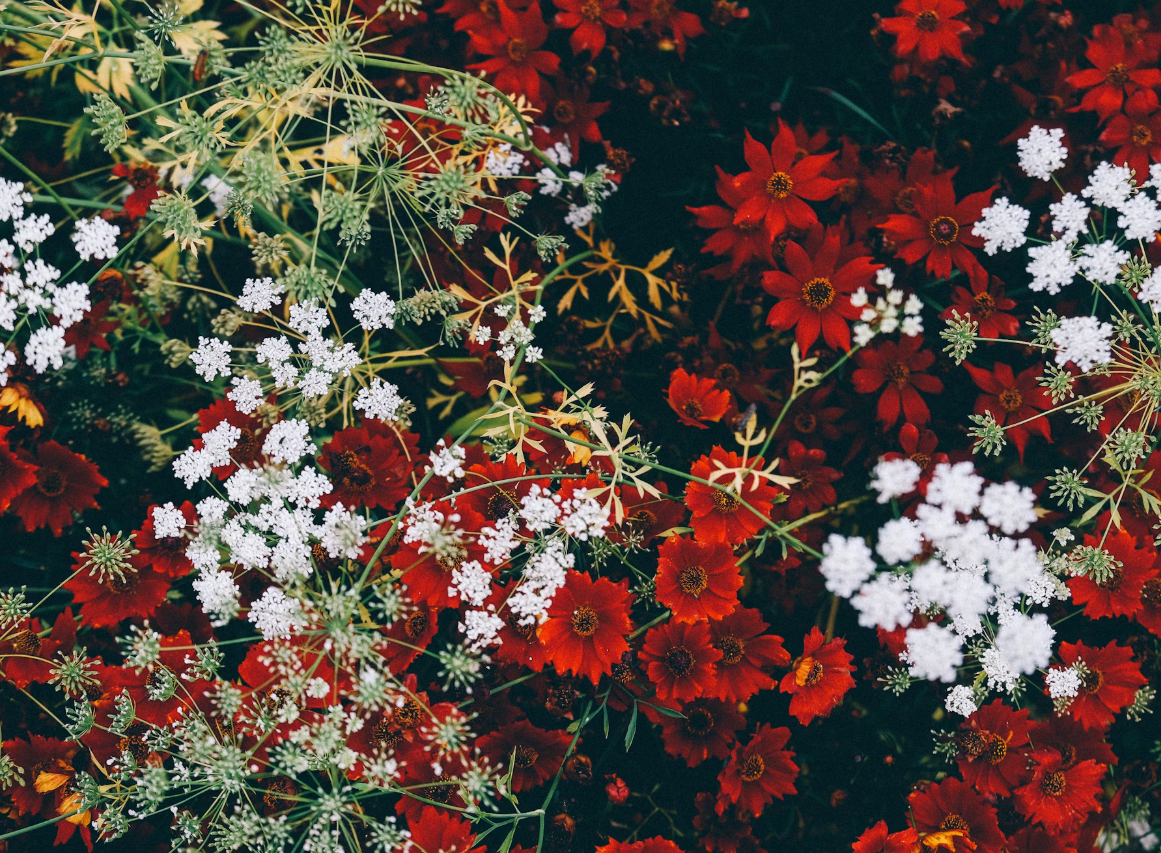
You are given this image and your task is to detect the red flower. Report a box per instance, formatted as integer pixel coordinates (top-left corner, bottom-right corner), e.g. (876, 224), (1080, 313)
(0, 608), (76, 688)
(1014, 750), (1105, 831)
(688, 168), (776, 273)
(1101, 89), (1161, 179)
(477, 720), (571, 791)
(1068, 528), (1158, 619)
(458, 451), (549, 530)
(666, 367), (731, 429)
(852, 336), (944, 427)
(597, 839), (683, 853)
(729, 122), (842, 243)
(389, 502), (491, 609)
(319, 424), (418, 510)
(9, 441), (107, 536)
(111, 162), (163, 218)
(611, 482), (686, 545)
(467, 3), (560, 103)
(195, 397), (272, 478)
(779, 627), (855, 725)
(957, 699), (1034, 797)
(716, 724), (798, 818)
(407, 807), (483, 853)
(640, 620), (722, 702)
(655, 535), (741, 622)
(539, 571), (633, 684)
(908, 777), (1007, 853)
(546, 78), (609, 159)
(781, 441), (841, 517)
(709, 606), (789, 703)
(762, 227), (881, 352)
(1033, 714), (1118, 769)
(64, 299), (119, 358)
(1138, 574), (1161, 635)
(879, 173), (993, 287)
(1053, 640), (1147, 729)
(625, 0), (705, 58)
(684, 446), (780, 545)
(941, 276), (1019, 340)
(132, 501), (197, 578)
(1066, 29), (1161, 123)
(853, 822), (921, 853)
(882, 422), (948, 495)
(65, 560), (171, 628)
(879, 0), (971, 65)
(656, 697), (744, 767)
(0, 425), (37, 512)
(553, 0), (626, 57)
(964, 361), (1051, 461)
(1, 734), (80, 817)
(380, 602), (441, 672)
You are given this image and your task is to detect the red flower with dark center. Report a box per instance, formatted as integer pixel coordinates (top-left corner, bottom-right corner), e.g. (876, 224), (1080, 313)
(908, 777), (1007, 853)
(666, 367), (731, 429)
(195, 397), (272, 478)
(1, 734), (80, 817)
(655, 535), (741, 622)
(1138, 574), (1161, 635)
(779, 627), (855, 725)
(111, 162), (164, 219)
(708, 606), (789, 702)
(539, 571), (633, 684)
(964, 361), (1051, 461)
(0, 425), (37, 512)
(1066, 29), (1161, 123)
(467, 3), (560, 103)
(688, 167), (777, 274)
(546, 78), (609, 160)
(458, 453), (549, 531)
(477, 720), (571, 791)
(656, 697), (744, 767)
(132, 501), (197, 578)
(684, 446), (780, 545)
(716, 724), (798, 818)
(1, 608), (76, 688)
(1053, 640), (1147, 729)
(407, 806), (484, 853)
(438, 0), (528, 42)
(729, 122), (842, 243)
(775, 384), (848, 447)
(389, 502), (491, 609)
(490, 583), (550, 671)
(597, 839), (683, 853)
(956, 699), (1034, 797)
(1068, 528), (1158, 619)
(781, 441), (841, 517)
(9, 441), (107, 536)
(64, 559), (171, 628)
(552, 0), (626, 57)
(1100, 89), (1161, 178)
(380, 601), (441, 672)
(853, 822), (922, 853)
(1033, 714), (1118, 769)
(319, 424), (418, 510)
(941, 276), (1019, 340)
(762, 226), (881, 353)
(1014, 750), (1105, 831)
(882, 422), (948, 496)
(625, 0), (706, 58)
(611, 482), (686, 545)
(879, 172), (993, 288)
(852, 336), (944, 427)
(879, 0), (971, 65)
(641, 620), (722, 701)
(64, 299), (119, 358)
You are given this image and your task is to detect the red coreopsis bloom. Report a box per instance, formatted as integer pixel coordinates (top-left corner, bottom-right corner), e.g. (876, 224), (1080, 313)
(9, 440), (107, 536)
(641, 620), (722, 702)
(879, 0), (971, 65)
(688, 167), (776, 274)
(597, 839), (683, 853)
(1054, 640), (1147, 729)
(853, 822), (922, 853)
(684, 446), (780, 546)
(625, 0), (705, 58)
(389, 503), (491, 610)
(611, 482), (686, 545)
(655, 697), (744, 767)
(195, 397), (272, 478)
(879, 173), (993, 287)
(64, 300), (119, 358)
(1066, 29), (1161, 123)
(716, 724), (798, 818)
(1, 608), (76, 688)
(882, 422), (948, 495)
(318, 424), (418, 510)
(655, 535), (742, 622)
(666, 367), (731, 429)
(540, 571), (633, 684)
(1, 734), (90, 849)
(762, 227), (881, 352)
(852, 335), (944, 427)
(65, 560), (171, 628)
(1100, 89), (1161, 178)
(408, 807), (484, 853)
(132, 501), (196, 578)
(467, 3), (560, 103)
(964, 361), (1051, 461)
(729, 122), (842, 242)
(546, 78), (609, 159)
(709, 606), (789, 702)
(781, 441), (841, 517)
(779, 627), (855, 725)
(1068, 528), (1158, 619)
(380, 602), (441, 672)
(1033, 713), (1118, 769)
(458, 451), (549, 530)
(111, 161), (164, 218)
(941, 276), (1019, 339)
(908, 777), (1007, 853)
(477, 720), (571, 791)
(957, 699), (1034, 797)
(1138, 574), (1161, 635)
(1014, 750), (1105, 831)
(0, 425), (37, 512)
(553, 0), (626, 57)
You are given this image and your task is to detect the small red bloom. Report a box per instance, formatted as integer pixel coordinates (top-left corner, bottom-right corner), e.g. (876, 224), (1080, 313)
(852, 335), (944, 427)
(611, 482), (686, 544)
(709, 606), (789, 703)
(539, 571), (633, 684)
(1100, 89), (1161, 178)
(407, 807), (484, 853)
(762, 227), (881, 352)
(640, 620), (722, 702)
(853, 822), (922, 853)
(546, 78), (609, 160)
(132, 501), (197, 578)
(908, 777), (1007, 853)
(1066, 29), (1161, 123)
(553, 0), (626, 57)
(729, 122), (842, 243)
(195, 397), (272, 478)
(9, 441), (107, 536)
(0, 608), (76, 688)
(688, 168), (776, 273)
(1068, 528), (1158, 619)
(477, 720), (571, 791)
(656, 697), (744, 767)
(467, 3), (560, 103)
(1033, 713), (1118, 769)
(779, 627), (855, 725)
(605, 774), (630, 804)
(319, 424), (418, 510)
(957, 699), (1034, 797)
(389, 502), (491, 610)
(684, 446), (780, 546)
(941, 276), (1019, 340)
(65, 560), (171, 628)
(964, 361), (1051, 461)
(666, 367), (731, 429)
(64, 300), (119, 358)
(2, 735), (81, 817)
(879, 0), (971, 65)
(111, 162), (164, 219)
(716, 724), (798, 818)
(1014, 750), (1105, 831)
(655, 535), (741, 622)
(0, 425), (37, 512)
(781, 441), (841, 517)
(1138, 574), (1161, 635)
(1053, 640), (1147, 729)
(625, 0), (705, 58)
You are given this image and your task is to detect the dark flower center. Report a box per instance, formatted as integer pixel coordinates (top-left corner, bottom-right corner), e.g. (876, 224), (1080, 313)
(372, 719), (401, 748)
(485, 489), (518, 521)
(395, 697), (423, 729)
(839, 178), (861, 205)
(685, 707), (715, 737)
(895, 187), (917, 214)
(36, 467), (66, 498)
(1059, 744), (1076, 766)
(571, 605), (599, 637)
(715, 363), (740, 386)
(971, 291), (996, 319)
(436, 546), (467, 574)
(579, 0), (603, 19)
(13, 629), (42, 655)
(118, 732), (151, 763)
(421, 775), (455, 804)
(264, 777), (296, 806)
(334, 450), (375, 494)
(795, 412), (818, 433)
(404, 609), (429, 640)
(796, 656), (825, 687)
(146, 664), (176, 694)
(929, 215), (959, 245)
(1080, 666), (1103, 694)
(885, 362), (911, 387)
(682, 398), (704, 418)
(801, 277), (836, 310)
(508, 613), (536, 639)
(998, 388), (1024, 413)
(1132, 124), (1154, 147)
(554, 100), (576, 124)
(1040, 770), (1067, 797)
(625, 509), (657, 536)
(914, 10), (940, 32)
(104, 571), (138, 594)
(1107, 63), (1131, 87)
(765, 172), (794, 199)
(1141, 577), (1161, 608)
(513, 744), (540, 768)
(984, 734), (1008, 764)
(960, 730), (987, 758)
(910, 452), (932, 470)
(235, 427), (257, 458)
(664, 646), (695, 677)
(507, 38), (529, 63)
(678, 565), (709, 595)
(1097, 563), (1124, 591)
(711, 488), (740, 513)
(610, 661), (635, 683)
(740, 753), (765, 782)
(940, 815), (969, 832)
(715, 635), (745, 665)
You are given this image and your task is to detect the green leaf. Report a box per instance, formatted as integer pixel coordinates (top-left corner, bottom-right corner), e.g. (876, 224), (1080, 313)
(602, 702), (610, 739)
(810, 87), (891, 138)
(624, 701), (638, 751)
(498, 824), (517, 853)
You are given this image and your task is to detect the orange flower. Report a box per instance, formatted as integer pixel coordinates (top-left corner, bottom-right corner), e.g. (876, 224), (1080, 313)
(655, 535), (742, 622)
(778, 627), (856, 725)
(684, 446), (780, 546)
(539, 571), (633, 684)
(666, 367), (730, 428)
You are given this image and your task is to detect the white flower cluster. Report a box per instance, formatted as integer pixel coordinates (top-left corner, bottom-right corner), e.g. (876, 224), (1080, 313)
(1017, 125), (1067, 181)
(851, 267), (924, 346)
